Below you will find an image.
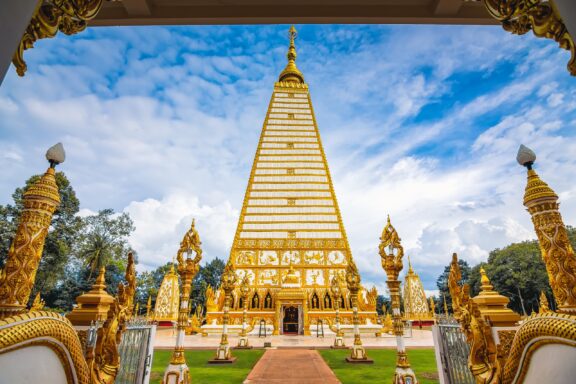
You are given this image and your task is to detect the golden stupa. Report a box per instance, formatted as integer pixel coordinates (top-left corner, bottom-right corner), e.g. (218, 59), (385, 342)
(154, 263), (180, 324)
(403, 257), (434, 325)
(203, 26), (378, 335)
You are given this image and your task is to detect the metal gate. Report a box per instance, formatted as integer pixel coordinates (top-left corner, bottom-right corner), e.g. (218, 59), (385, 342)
(433, 316), (474, 384)
(115, 320), (156, 384)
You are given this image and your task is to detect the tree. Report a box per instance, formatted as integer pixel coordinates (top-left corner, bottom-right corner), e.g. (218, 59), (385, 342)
(436, 258), (471, 313)
(480, 241), (554, 314)
(76, 209), (135, 276)
(191, 258), (225, 314)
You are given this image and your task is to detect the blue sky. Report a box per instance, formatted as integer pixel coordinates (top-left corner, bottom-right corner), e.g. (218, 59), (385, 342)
(1, 24), (575, 296)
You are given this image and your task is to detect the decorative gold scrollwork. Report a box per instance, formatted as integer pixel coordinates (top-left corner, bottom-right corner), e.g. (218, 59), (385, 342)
(449, 253), (501, 384)
(87, 252), (136, 384)
(483, 0), (576, 76)
(13, 0), (104, 76)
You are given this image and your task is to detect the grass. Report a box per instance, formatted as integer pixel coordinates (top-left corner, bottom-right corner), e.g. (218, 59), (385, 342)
(319, 348), (439, 384)
(150, 348), (439, 384)
(150, 349), (264, 384)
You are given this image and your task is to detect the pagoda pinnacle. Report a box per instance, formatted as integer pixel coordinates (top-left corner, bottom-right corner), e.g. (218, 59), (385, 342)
(278, 25), (304, 84)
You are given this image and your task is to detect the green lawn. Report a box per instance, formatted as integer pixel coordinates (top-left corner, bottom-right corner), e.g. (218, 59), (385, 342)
(150, 349), (264, 384)
(150, 348), (439, 384)
(319, 349), (439, 384)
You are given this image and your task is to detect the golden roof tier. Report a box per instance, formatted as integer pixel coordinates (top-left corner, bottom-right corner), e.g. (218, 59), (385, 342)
(66, 267), (115, 326)
(154, 263), (180, 324)
(472, 267), (520, 326)
(402, 257), (433, 323)
(204, 26), (378, 336)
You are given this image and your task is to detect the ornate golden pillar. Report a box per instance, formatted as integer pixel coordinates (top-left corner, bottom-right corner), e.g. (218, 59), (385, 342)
(0, 143), (64, 319)
(163, 219), (203, 384)
(330, 276), (346, 348)
(345, 260), (372, 363)
(210, 261), (237, 363)
(379, 216), (418, 383)
(517, 144), (576, 313)
(482, 0), (575, 76)
(236, 274), (251, 348)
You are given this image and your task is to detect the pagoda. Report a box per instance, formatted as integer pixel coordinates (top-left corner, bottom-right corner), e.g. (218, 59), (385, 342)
(203, 26), (378, 335)
(403, 257), (434, 326)
(154, 263), (180, 325)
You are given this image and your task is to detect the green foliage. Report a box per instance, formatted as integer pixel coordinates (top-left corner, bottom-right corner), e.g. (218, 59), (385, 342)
(0, 172), (136, 311)
(319, 349), (439, 384)
(435, 227), (576, 315)
(76, 209), (135, 276)
(150, 349), (264, 384)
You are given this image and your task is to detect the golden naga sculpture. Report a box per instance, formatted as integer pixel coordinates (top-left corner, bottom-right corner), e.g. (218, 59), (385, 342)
(30, 292), (45, 311)
(0, 143), (64, 319)
(482, 0), (575, 76)
(13, 0), (104, 76)
(87, 252), (137, 384)
(449, 254), (501, 384)
(517, 144), (576, 313)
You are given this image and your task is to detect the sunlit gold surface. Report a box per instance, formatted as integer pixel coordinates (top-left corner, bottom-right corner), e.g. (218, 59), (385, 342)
(87, 252), (137, 384)
(0, 310), (90, 384)
(379, 216), (418, 382)
(0, 166), (60, 319)
(13, 0), (104, 77)
(448, 254), (500, 384)
(67, 266), (115, 326)
(205, 25), (377, 334)
(403, 257), (432, 322)
(163, 219), (203, 383)
(482, 0), (575, 76)
(472, 267), (520, 326)
(154, 264), (180, 323)
(522, 165), (576, 313)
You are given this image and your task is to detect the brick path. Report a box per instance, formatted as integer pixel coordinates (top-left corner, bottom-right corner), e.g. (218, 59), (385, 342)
(243, 349), (340, 384)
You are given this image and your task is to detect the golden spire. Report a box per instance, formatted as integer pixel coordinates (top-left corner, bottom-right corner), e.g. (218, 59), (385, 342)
(518, 144), (576, 313)
(443, 294), (449, 315)
(407, 255), (414, 274)
(479, 267), (494, 292)
(539, 291), (550, 313)
(473, 266), (520, 326)
(278, 25), (304, 84)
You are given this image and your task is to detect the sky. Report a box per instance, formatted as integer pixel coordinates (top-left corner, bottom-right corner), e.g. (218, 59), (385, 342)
(1, 24), (575, 297)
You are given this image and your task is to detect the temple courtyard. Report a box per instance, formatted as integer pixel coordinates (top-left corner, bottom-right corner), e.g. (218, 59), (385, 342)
(150, 348), (439, 384)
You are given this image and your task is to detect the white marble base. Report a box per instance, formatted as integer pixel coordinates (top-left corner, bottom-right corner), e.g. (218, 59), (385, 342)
(162, 363), (189, 384)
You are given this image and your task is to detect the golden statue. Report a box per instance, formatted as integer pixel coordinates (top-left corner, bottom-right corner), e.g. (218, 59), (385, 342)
(88, 252), (137, 384)
(30, 292), (45, 311)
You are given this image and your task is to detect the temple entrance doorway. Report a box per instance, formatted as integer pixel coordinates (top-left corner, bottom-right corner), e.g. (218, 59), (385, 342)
(282, 305), (300, 335)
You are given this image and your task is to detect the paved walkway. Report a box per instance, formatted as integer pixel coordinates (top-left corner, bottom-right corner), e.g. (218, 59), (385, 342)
(154, 328), (435, 349)
(243, 349), (340, 384)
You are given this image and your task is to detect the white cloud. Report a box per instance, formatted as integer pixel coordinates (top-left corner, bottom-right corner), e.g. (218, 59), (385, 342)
(1, 24), (575, 293)
(125, 192), (239, 270)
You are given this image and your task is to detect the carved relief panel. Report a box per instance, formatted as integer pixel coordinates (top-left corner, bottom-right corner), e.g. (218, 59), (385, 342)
(327, 251), (347, 265)
(303, 251), (324, 265)
(258, 269), (279, 285)
(306, 269), (325, 286)
(259, 250), (280, 266)
(236, 250), (256, 265)
(281, 251), (300, 265)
